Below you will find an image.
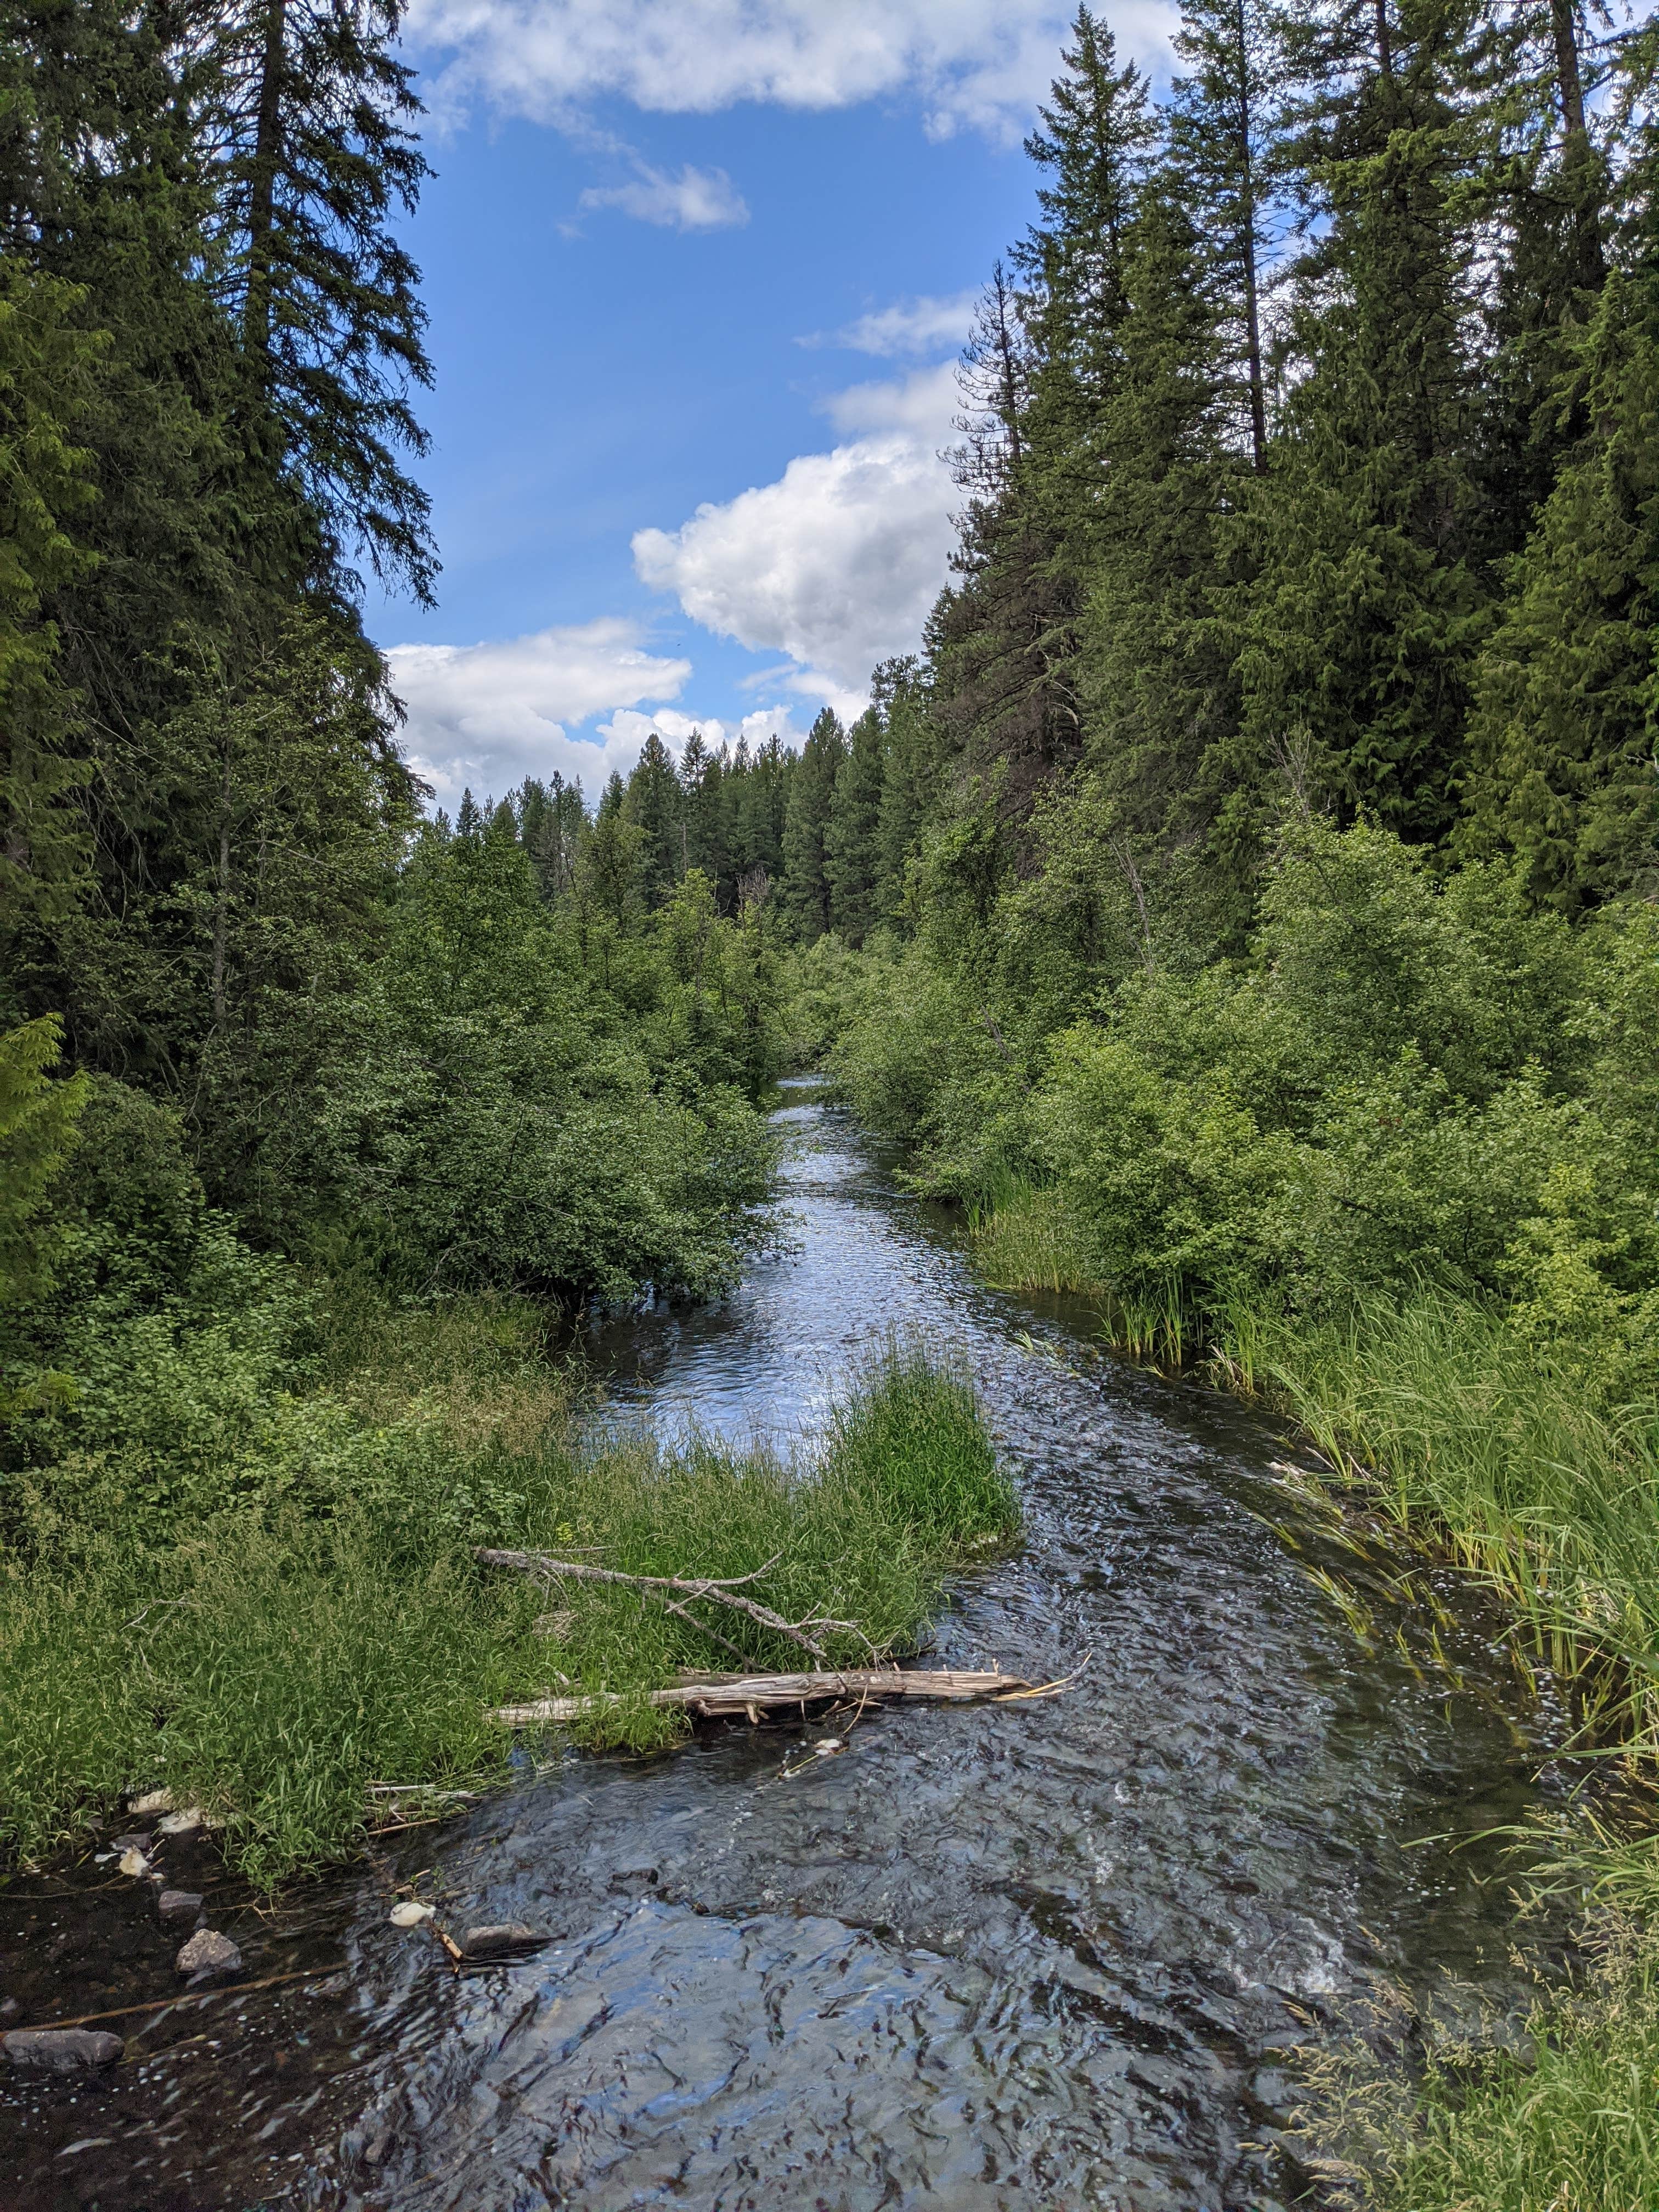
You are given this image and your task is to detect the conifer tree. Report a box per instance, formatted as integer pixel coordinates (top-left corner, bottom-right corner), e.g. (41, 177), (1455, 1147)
(1225, 0), (1485, 842)
(1460, 258), (1659, 909)
(1170, 0), (1281, 467)
(934, 17), (1158, 815)
(205, 0), (436, 597)
(622, 732), (682, 907)
(779, 709), (846, 940)
(824, 708), (885, 943)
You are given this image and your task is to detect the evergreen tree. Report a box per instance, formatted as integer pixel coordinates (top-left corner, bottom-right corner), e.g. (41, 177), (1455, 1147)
(873, 660), (942, 926)
(622, 731), (682, 907)
(1224, 0), (1485, 843)
(729, 732), (791, 891)
(945, 13), (1160, 816)
(824, 709), (886, 943)
(0, 267), (98, 974)
(779, 709), (846, 940)
(1169, 0), (1281, 467)
(1459, 260), (1659, 910)
(205, 0), (436, 597)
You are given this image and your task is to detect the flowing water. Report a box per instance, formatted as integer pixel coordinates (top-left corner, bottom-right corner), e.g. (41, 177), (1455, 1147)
(1, 1082), (1577, 2211)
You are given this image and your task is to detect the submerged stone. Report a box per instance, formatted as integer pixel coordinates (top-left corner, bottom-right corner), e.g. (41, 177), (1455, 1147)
(175, 1929), (241, 1977)
(460, 1923), (543, 1959)
(3, 2029), (123, 2074)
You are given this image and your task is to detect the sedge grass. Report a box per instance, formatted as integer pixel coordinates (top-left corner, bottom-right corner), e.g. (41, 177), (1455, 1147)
(0, 1311), (1015, 1885)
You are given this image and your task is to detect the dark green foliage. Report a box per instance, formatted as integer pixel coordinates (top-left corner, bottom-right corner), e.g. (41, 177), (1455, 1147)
(825, 708), (885, 941)
(1460, 263), (1659, 909)
(780, 708), (847, 940)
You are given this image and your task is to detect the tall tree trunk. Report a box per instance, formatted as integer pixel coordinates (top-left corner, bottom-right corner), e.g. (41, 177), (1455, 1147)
(1548, 0), (1604, 283)
(1234, 0), (1267, 472)
(244, 0), (287, 366)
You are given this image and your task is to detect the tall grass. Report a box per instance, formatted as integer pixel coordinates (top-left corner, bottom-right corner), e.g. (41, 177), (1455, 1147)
(1303, 1923), (1659, 2212)
(0, 1316), (1016, 1884)
(1251, 1288), (1659, 1747)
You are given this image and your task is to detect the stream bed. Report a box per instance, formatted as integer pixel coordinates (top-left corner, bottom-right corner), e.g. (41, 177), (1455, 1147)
(0, 1081), (1576, 2210)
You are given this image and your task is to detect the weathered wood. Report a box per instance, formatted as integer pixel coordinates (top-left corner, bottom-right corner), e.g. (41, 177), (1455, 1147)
(488, 1666), (1034, 1727)
(474, 1546), (867, 1666)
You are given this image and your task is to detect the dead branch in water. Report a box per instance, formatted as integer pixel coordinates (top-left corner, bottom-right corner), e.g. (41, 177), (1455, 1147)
(488, 1665), (1051, 1727)
(474, 1547), (870, 1665)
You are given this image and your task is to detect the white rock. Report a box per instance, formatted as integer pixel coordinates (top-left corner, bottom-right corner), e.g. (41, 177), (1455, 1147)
(127, 1788), (175, 1817)
(156, 1807), (206, 1836)
(388, 1900), (434, 1928)
(117, 1848), (150, 1878)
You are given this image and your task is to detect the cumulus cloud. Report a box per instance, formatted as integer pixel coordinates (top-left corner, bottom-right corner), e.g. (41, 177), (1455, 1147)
(385, 618), (693, 803)
(631, 364), (958, 702)
(599, 704), (802, 753)
(808, 291), (979, 358)
(579, 160), (748, 230)
(408, 0), (1181, 141)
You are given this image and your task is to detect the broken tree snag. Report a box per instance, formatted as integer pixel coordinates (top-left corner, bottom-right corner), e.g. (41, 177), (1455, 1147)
(488, 1667), (1035, 1728)
(473, 1546), (870, 1666)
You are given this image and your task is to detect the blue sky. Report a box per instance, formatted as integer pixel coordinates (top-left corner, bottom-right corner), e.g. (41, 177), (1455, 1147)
(366, 0), (1179, 805)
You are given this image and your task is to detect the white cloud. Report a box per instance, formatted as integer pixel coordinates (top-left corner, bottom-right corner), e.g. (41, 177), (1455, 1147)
(385, 617), (693, 803)
(599, 704), (802, 753)
(579, 161), (748, 230)
(631, 364), (958, 703)
(809, 291), (978, 358)
(409, 0), (1181, 142)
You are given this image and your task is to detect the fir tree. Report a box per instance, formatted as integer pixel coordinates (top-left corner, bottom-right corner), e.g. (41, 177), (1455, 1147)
(779, 709), (845, 940)
(825, 708), (885, 943)
(1460, 260), (1659, 909)
(205, 0), (436, 598)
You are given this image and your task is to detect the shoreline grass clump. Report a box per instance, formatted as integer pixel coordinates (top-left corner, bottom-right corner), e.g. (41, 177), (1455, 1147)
(0, 1310), (1015, 1886)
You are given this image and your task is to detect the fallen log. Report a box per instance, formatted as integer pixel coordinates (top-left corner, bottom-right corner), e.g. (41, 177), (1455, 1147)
(488, 1666), (1036, 1727)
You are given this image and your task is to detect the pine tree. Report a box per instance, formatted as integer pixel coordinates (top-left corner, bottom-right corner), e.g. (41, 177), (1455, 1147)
(1081, 176), (1234, 843)
(1170, 0), (1281, 467)
(622, 731), (682, 907)
(779, 709), (846, 940)
(205, 0), (436, 598)
(1224, 0), (1485, 843)
(873, 660), (942, 925)
(933, 18), (1159, 818)
(1459, 259), (1659, 910)
(0, 266), (99, 972)
(824, 709), (885, 943)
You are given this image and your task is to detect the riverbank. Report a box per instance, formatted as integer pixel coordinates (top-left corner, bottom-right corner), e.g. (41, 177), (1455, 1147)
(0, 1296), (1015, 1887)
(971, 1176), (1659, 2206)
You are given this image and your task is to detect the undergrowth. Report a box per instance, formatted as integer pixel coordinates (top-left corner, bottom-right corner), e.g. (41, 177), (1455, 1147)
(0, 1305), (1015, 1886)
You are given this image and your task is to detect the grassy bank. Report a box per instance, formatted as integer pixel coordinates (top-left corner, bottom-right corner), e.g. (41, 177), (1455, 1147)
(0, 1305), (1015, 1887)
(970, 1176), (1659, 2207)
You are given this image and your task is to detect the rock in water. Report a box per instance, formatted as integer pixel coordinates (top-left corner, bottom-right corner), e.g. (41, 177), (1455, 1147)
(157, 1889), (203, 1923)
(3, 2029), (124, 2074)
(174, 1929), (241, 1978)
(460, 1923), (543, 1959)
(388, 1900), (433, 1928)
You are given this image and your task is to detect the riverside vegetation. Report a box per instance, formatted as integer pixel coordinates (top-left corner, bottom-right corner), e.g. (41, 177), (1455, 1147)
(0, 0), (1017, 1892)
(2, 0), (1657, 2196)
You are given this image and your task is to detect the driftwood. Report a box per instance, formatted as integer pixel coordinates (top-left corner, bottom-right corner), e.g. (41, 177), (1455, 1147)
(488, 1666), (1038, 1728)
(474, 1546), (868, 1665)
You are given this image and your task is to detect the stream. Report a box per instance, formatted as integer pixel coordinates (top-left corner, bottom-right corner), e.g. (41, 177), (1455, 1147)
(1, 1079), (1576, 2210)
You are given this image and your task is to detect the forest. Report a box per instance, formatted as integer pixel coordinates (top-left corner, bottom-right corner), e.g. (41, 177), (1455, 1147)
(0, 0), (1656, 2196)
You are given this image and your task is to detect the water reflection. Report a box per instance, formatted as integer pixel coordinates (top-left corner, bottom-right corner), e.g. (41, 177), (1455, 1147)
(0, 1082), (1565, 2209)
